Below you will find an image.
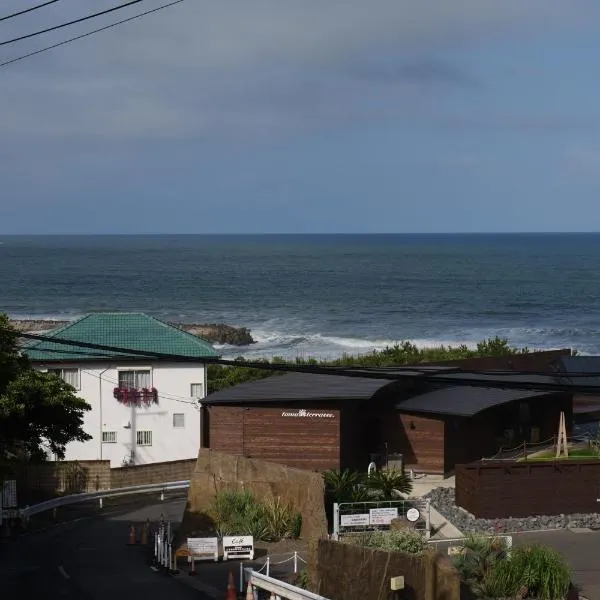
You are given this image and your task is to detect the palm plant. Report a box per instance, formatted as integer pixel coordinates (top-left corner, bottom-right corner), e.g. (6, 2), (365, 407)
(452, 534), (508, 596)
(364, 469), (412, 500)
(323, 469), (365, 503)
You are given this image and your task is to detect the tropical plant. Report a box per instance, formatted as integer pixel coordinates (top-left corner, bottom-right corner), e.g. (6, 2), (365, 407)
(365, 469), (412, 499)
(487, 544), (571, 600)
(323, 469), (365, 503)
(262, 496), (294, 541)
(452, 534), (509, 596)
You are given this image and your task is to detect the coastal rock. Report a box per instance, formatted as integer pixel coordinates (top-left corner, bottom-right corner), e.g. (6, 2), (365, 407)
(177, 323), (255, 346)
(426, 487), (600, 533)
(10, 319), (255, 347)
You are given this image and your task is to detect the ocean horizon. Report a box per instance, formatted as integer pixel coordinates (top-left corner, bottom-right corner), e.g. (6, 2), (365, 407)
(3, 232), (600, 358)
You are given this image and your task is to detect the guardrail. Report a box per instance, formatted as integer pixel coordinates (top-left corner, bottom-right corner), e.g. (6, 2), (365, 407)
(245, 569), (330, 600)
(20, 480), (191, 518)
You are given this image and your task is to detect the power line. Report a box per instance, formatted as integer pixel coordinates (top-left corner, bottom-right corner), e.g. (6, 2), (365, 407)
(0, 0), (62, 23)
(7, 327), (600, 394)
(0, 0), (151, 47)
(0, 0), (185, 68)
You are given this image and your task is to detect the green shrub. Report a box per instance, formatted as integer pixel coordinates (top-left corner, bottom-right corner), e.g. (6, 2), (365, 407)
(346, 529), (428, 554)
(487, 544), (571, 600)
(452, 536), (572, 600)
(209, 489), (258, 537)
(209, 490), (299, 542)
(290, 512), (303, 539)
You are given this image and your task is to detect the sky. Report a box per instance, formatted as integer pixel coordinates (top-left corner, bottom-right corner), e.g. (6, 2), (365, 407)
(2, 1), (600, 234)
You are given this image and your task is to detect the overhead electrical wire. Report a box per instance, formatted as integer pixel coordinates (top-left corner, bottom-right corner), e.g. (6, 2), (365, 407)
(0, 0), (185, 68)
(0, 0), (62, 23)
(0, 0), (153, 47)
(6, 327), (600, 395)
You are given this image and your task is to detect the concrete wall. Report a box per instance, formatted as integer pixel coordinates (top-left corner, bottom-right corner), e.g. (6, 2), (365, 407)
(177, 450), (328, 549)
(34, 360), (206, 467)
(17, 460), (111, 502)
(313, 539), (460, 600)
(110, 458), (196, 488)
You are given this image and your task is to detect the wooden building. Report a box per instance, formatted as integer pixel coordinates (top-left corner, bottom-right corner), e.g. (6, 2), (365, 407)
(203, 356), (574, 474)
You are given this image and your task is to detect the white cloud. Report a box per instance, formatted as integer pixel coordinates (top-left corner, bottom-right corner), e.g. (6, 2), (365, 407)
(0, 0), (597, 142)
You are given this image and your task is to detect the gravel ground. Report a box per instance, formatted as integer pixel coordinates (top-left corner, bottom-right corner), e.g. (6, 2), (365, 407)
(427, 487), (600, 534)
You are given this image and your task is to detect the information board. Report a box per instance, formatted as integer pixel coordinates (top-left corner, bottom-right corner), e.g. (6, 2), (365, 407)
(222, 535), (254, 560)
(340, 513), (370, 527)
(187, 537), (219, 562)
(369, 507), (398, 525)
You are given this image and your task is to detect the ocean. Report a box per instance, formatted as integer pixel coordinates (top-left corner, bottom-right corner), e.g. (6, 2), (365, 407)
(2, 233), (600, 358)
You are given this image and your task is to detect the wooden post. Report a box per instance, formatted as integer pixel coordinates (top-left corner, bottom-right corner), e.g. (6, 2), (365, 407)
(556, 411), (568, 458)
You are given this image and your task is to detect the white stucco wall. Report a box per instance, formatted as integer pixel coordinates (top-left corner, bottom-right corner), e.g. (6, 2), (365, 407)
(34, 361), (206, 467)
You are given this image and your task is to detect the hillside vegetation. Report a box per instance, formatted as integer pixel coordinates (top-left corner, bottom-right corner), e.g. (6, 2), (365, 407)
(207, 337), (526, 393)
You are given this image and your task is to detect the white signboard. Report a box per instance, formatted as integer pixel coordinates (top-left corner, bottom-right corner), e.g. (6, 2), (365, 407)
(340, 513), (370, 527)
(223, 535), (254, 560)
(187, 537), (219, 562)
(369, 507), (398, 526)
(406, 508), (420, 522)
(281, 409), (335, 419)
(2, 480), (17, 508)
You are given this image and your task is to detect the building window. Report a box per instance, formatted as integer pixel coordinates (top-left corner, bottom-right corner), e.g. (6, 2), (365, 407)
(190, 383), (204, 399)
(102, 431), (117, 443)
(118, 370), (151, 390)
(173, 413), (185, 428)
(136, 430), (152, 446)
(48, 368), (80, 389)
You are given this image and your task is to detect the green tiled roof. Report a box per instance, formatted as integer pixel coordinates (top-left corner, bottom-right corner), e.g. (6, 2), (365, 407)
(23, 313), (218, 362)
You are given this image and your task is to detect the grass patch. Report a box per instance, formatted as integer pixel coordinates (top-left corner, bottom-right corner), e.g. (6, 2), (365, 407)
(519, 446), (600, 462)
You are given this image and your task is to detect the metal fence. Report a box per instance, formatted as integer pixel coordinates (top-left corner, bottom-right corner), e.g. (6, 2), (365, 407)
(19, 480), (190, 519)
(332, 498), (431, 540)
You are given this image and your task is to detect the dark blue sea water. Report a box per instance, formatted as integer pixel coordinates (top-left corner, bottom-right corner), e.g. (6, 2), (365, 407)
(2, 233), (600, 358)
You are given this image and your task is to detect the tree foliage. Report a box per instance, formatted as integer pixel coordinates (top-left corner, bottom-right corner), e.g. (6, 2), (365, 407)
(208, 336), (526, 394)
(0, 313), (91, 461)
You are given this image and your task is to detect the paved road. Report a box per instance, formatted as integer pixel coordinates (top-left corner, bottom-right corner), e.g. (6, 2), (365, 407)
(1, 497), (211, 600)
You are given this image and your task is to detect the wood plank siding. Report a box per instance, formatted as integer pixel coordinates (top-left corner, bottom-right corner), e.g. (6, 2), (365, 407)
(397, 414), (445, 474)
(207, 405), (341, 471)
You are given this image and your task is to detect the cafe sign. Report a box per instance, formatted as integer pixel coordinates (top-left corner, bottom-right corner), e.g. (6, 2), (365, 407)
(281, 409), (335, 419)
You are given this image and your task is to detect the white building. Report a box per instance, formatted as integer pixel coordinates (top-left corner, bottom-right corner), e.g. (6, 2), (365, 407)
(24, 313), (218, 467)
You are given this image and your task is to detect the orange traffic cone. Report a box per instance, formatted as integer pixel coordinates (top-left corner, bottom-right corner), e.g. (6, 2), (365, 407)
(226, 571), (237, 600)
(141, 520), (149, 546)
(245, 580), (254, 600)
(127, 523), (136, 545)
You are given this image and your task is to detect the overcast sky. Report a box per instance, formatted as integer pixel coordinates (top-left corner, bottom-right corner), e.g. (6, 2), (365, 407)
(2, 1), (600, 234)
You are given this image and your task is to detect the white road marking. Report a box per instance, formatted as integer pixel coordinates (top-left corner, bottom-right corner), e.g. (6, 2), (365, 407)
(58, 565), (70, 580)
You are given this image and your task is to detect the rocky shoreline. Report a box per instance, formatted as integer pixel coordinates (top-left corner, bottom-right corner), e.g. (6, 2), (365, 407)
(426, 487), (600, 533)
(10, 319), (255, 347)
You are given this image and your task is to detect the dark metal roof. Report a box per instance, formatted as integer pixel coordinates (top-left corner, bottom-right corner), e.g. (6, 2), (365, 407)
(395, 386), (554, 417)
(556, 356), (600, 387)
(204, 372), (395, 405)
